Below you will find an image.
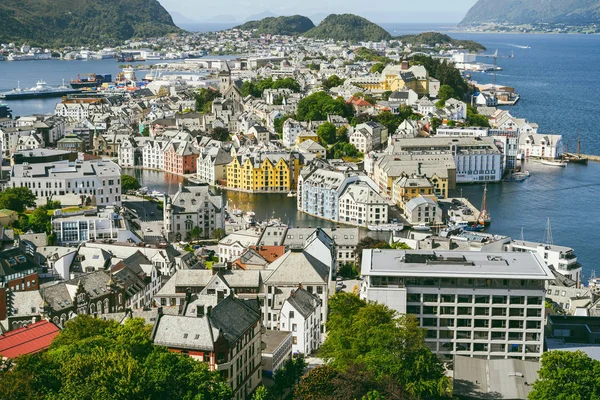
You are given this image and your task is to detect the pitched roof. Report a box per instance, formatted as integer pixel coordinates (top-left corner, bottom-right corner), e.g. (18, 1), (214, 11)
(0, 320), (60, 359)
(285, 288), (321, 319)
(210, 295), (261, 345)
(265, 251), (329, 285)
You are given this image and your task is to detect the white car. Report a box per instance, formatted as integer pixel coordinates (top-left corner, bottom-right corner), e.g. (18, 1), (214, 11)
(145, 228), (152, 232)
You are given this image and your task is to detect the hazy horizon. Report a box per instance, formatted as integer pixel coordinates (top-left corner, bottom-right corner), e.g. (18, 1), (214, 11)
(158, 0), (478, 24)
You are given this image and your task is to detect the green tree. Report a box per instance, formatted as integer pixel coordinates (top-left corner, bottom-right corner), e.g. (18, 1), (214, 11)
(252, 385), (269, 400)
(390, 242), (411, 249)
(529, 351), (600, 400)
(338, 262), (357, 278)
(430, 117), (442, 133)
(381, 91), (393, 101)
(0, 315), (232, 400)
(194, 88), (219, 113)
(437, 84), (455, 102)
(28, 207), (51, 234)
(435, 99), (446, 109)
(189, 226), (203, 241)
(0, 187), (36, 213)
(211, 127), (231, 141)
(370, 63), (385, 74)
(297, 92), (351, 121)
(336, 126), (349, 142)
(274, 116), (291, 134)
(212, 228), (226, 240)
(320, 294), (452, 400)
(322, 75), (344, 90)
(121, 174), (141, 192)
(316, 122), (337, 145)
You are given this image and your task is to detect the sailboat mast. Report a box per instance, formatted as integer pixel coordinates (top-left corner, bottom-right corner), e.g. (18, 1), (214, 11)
(578, 133), (581, 157)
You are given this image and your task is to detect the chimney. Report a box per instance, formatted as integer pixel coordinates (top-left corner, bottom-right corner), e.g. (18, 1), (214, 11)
(206, 306), (213, 317)
(298, 283), (303, 291)
(157, 306), (163, 316)
(290, 290), (295, 297)
(196, 305), (205, 317)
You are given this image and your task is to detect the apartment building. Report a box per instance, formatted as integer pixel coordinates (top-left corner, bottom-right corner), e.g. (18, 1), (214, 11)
(360, 250), (553, 361)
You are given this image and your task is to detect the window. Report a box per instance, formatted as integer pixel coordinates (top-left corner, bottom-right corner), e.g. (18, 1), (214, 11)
(289, 311), (295, 319)
(292, 336), (297, 344)
(292, 324), (297, 332)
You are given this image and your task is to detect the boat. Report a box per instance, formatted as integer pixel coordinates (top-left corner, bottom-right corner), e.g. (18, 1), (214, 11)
(148, 190), (164, 198)
(243, 211), (256, 224)
(287, 192), (296, 198)
(562, 134), (588, 165)
(0, 80), (81, 100)
(230, 204), (243, 216)
(464, 224), (485, 232)
(412, 223), (431, 232)
(70, 73), (113, 89)
(541, 159), (566, 167)
(367, 223), (404, 232)
(477, 184), (491, 226)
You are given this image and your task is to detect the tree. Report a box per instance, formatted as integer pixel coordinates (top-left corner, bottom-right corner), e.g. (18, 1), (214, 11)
(274, 115), (291, 134)
(0, 187), (36, 213)
(529, 351), (600, 400)
(297, 92), (351, 121)
(211, 127), (230, 141)
(252, 385), (269, 400)
(121, 174), (141, 192)
(189, 226), (203, 241)
(316, 122), (337, 145)
(437, 84), (455, 102)
(28, 207), (51, 234)
(336, 126), (349, 142)
(338, 262), (358, 279)
(390, 242), (411, 250)
(194, 88), (219, 113)
(212, 228), (226, 240)
(0, 315), (232, 400)
(274, 356), (306, 398)
(320, 294), (452, 400)
(322, 75), (344, 90)
(370, 63), (385, 74)
(355, 236), (391, 264)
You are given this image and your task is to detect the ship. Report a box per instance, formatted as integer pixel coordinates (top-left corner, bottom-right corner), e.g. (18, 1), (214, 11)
(70, 74), (113, 89)
(477, 184), (491, 226)
(0, 80), (81, 100)
(562, 134), (588, 165)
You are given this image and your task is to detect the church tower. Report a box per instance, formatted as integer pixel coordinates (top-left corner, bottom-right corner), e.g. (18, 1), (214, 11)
(219, 61), (232, 94)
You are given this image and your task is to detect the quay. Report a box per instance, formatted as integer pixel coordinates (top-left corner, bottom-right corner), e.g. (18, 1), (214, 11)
(437, 197), (481, 225)
(578, 154), (600, 162)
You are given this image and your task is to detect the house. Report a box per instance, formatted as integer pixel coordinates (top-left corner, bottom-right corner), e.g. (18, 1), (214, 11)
(392, 175), (435, 209)
(297, 139), (326, 159)
(519, 133), (562, 159)
(164, 183), (224, 242)
(279, 286), (322, 355)
(0, 320), (60, 359)
(349, 122), (388, 153)
(152, 294), (262, 400)
(163, 141), (200, 175)
(404, 196), (442, 225)
(218, 228), (263, 263)
(261, 330), (293, 377)
(196, 147), (233, 185)
(387, 89), (419, 112)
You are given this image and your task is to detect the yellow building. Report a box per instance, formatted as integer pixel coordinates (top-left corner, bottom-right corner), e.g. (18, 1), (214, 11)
(295, 130), (319, 146)
(226, 152), (301, 193)
(355, 59), (429, 96)
(392, 175), (437, 210)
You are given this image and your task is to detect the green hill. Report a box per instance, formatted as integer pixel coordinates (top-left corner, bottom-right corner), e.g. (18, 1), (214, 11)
(236, 15), (315, 35)
(0, 0), (181, 47)
(460, 0), (600, 25)
(304, 14), (392, 42)
(395, 32), (486, 52)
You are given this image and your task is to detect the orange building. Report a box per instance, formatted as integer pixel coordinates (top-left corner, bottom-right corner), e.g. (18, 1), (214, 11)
(164, 141), (199, 175)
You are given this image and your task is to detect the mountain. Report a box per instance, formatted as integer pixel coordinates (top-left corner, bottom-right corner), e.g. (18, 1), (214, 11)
(0, 0), (181, 47)
(395, 32), (486, 52)
(236, 15), (315, 36)
(460, 0), (600, 25)
(304, 14), (392, 42)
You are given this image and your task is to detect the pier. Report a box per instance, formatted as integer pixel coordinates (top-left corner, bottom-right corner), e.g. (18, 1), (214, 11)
(578, 154), (600, 163)
(438, 197), (481, 225)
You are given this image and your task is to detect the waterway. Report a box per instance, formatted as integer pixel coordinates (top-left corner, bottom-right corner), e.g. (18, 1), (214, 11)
(2, 31), (599, 279)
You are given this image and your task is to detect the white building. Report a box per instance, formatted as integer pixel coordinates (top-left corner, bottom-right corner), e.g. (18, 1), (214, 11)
(282, 119), (303, 148)
(196, 147), (233, 185)
(279, 287), (322, 355)
(142, 139), (168, 170)
(360, 250), (553, 361)
(118, 137), (137, 167)
(164, 184), (224, 242)
(338, 180), (389, 227)
(218, 228), (262, 263)
(51, 206), (140, 245)
(10, 160), (122, 207)
(404, 196), (442, 225)
(349, 122), (388, 154)
(519, 133), (563, 159)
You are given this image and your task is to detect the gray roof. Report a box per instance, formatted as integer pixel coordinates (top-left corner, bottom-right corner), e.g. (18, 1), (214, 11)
(210, 295), (261, 345)
(262, 330), (292, 354)
(42, 270), (112, 312)
(153, 314), (217, 351)
(265, 251), (329, 285)
(361, 250), (554, 280)
(285, 288), (321, 319)
(453, 355), (539, 400)
(8, 290), (44, 317)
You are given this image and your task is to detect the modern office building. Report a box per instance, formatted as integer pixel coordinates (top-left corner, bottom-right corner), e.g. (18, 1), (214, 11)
(360, 250), (554, 361)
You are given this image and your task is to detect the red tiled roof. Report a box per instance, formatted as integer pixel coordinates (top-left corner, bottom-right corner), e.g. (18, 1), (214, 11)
(0, 320), (60, 359)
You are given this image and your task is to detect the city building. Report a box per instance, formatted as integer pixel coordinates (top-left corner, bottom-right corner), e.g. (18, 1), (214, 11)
(226, 152), (299, 193)
(57, 135), (86, 152)
(196, 147), (233, 185)
(360, 250), (553, 361)
(279, 286), (322, 355)
(404, 196), (442, 225)
(349, 121), (388, 154)
(163, 140), (200, 175)
(10, 160), (122, 207)
(164, 184), (224, 242)
(261, 330), (293, 378)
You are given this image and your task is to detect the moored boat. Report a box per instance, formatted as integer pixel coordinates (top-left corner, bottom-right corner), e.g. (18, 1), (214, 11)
(367, 223), (404, 232)
(0, 80), (81, 100)
(541, 159), (566, 167)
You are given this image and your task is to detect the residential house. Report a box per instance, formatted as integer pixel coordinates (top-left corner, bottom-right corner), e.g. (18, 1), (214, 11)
(279, 286), (322, 355)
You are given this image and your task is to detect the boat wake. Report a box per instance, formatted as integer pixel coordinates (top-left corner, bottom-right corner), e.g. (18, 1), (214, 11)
(506, 44), (531, 49)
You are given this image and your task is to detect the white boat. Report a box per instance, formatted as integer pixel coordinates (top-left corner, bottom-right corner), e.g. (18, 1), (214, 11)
(367, 223), (404, 232)
(412, 223), (431, 232)
(287, 192), (296, 198)
(541, 159), (566, 168)
(243, 211), (256, 224)
(149, 190), (164, 198)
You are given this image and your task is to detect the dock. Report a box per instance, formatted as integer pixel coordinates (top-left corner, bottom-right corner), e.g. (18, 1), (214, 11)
(437, 197), (481, 225)
(578, 154), (600, 163)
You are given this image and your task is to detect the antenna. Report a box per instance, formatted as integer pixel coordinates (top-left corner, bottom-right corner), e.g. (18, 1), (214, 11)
(543, 218), (553, 245)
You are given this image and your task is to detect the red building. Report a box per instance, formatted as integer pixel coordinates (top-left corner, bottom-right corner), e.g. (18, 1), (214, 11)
(0, 320), (60, 359)
(0, 248), (39, 320)
(163, 141), (199, 175)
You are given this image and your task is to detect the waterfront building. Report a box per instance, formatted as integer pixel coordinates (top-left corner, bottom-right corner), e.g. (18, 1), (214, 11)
(404, 196), (442, 225)
(142, 139), (169, 170)
(10, 160), (122, 207)
(152, 295), (262, 400)
(360, 250), (553, 361)
(196, 147), (233, 185)
(163, 140), (200, 175)
(117, 137), (138, 167)
(338, 180), (388, 227)
(51, 206), (140, 246)
(164, 184), (224, 242)
(519, 133), (563, 159)
(226, 151), (299, 193)
(279, 286), (322, 355)
(392, 174), (435, 209)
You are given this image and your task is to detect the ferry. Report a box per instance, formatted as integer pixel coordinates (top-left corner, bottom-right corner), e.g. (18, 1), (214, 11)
(0, 80), (81, 100)
(70, 73), (113, 89)
(368, 223), (404, 232)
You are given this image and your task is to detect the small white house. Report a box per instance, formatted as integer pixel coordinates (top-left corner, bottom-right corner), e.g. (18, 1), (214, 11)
(404, 196), (442, 225)
(279, 287), (322, 355)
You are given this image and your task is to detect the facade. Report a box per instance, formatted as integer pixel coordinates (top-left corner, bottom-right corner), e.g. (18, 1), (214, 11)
(392, 174), (435, 209)
(0, 248), (39, 296)
(338, 181), (389, 227)
(360, 250), (553, 361)
(261, 330), (293, 377)
(349, 122), (388, 154)
(282, 119), (302, 148)
(164, 184), (224, 242)
(152, 295), (262, 400)
(142, 139), (168, 170)
(279, 287), (322, 355)
(519, 133), (563, 159)
(57, 135), (85, 152)
(196, 147), (233, 185)
(10, 160), (122, 207)
(404, 196), (442, 225)
(163, 140), (200, 175)
(226, 152), (299, 193)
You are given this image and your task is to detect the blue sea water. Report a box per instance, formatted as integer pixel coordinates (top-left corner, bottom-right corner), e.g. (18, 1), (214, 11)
(1, 28), (599, 280)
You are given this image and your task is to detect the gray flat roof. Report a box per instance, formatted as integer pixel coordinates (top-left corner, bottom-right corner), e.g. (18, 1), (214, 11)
(361, 250), (553, 280)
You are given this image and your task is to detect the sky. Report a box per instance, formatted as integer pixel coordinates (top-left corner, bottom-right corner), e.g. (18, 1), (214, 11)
(158, 0), (479, 24)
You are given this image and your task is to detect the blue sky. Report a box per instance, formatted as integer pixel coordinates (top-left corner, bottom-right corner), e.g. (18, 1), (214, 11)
(158, 0), (479, 23)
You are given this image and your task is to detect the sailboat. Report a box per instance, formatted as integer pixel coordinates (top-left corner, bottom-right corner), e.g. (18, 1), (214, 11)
(563, 133), (588, 164)
(477, 184), (491, 226)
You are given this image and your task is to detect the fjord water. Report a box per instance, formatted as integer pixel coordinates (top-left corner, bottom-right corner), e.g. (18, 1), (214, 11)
(1, 29), (599, 280)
